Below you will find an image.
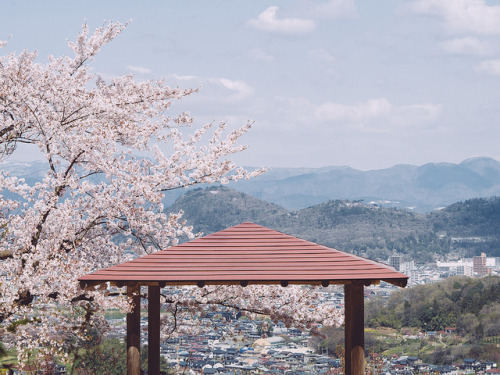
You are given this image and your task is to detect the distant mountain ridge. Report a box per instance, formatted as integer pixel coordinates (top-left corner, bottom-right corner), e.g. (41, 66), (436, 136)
(229, 157), (500, 212)
(3, 157), (500, 212)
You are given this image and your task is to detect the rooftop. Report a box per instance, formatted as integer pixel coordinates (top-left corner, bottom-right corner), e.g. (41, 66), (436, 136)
(79, 222), (408, 288)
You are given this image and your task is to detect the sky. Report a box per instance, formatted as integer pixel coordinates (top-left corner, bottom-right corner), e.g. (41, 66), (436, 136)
(2, 0), (500, 171)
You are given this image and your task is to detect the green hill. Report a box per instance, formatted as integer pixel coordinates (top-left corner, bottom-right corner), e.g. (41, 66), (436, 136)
(167, 186), (500, 263)
(166, 185), (288, 235)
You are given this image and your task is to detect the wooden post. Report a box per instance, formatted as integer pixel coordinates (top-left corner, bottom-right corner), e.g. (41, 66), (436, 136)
(148, 285), (161, 375)
(344, 282), (365, 375)
(127, 284), (141, 375)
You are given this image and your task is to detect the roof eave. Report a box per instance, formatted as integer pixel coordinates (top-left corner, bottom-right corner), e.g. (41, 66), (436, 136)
(79, 276), (408, 289)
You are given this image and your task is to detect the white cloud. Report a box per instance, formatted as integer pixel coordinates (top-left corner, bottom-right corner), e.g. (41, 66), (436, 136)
(127, 65), (151, 74)
(308, 48), (335, 62)
(475, 59), (500, 75)
(171, 74), (199, 81)
(218, 78), (253, 94)
(313, 98), (441, 130)
(164, 75), (253, 104)
(208, 78), (254, 101)
(392, 103), (442, 125)
(248, 48), (275, 62)
(314, 98), (393, 123)
(411, 0), (500, 35)
(248, 6), (316, 35)
(310, 0), (358, 19)
(441, 37), (490, 55)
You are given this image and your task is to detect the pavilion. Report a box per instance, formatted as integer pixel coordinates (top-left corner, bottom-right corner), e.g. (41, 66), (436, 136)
(79, 222), (408, 375)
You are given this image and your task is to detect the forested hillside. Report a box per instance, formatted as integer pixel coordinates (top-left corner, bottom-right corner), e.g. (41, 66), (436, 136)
(312, 277), (500, 365)
(166, 186), (500, 263)
(167, 186), (288, 235)
(367, 276), (500, 334)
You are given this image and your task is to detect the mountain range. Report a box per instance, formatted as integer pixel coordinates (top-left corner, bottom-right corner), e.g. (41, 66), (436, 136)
(2, 158), (500, 262)
(3, 157), (500, 213)
(228, 157), (500, 212)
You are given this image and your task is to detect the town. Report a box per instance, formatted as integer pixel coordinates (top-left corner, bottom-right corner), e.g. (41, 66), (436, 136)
(94, 250), (499, 375)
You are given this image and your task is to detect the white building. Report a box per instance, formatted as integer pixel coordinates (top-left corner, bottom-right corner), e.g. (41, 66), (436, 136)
(389, 255), (402, 271)
(436, 259), (473, 276)
(436, 255), (499, 277)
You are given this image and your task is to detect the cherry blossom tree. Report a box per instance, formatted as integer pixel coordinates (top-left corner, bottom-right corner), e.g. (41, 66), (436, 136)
(0, 22), (341, 366)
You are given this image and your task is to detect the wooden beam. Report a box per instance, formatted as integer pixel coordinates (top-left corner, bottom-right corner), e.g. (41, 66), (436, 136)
(344, 282), (365, 375)
(127, 285), (141, 375)
(148, 285), (161, 375)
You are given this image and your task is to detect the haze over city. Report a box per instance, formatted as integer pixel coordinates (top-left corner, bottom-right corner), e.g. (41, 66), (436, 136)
(2, 0), (500, 170)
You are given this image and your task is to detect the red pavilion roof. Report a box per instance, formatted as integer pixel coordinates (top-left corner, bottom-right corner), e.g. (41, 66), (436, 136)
(79, 222), (408, 288)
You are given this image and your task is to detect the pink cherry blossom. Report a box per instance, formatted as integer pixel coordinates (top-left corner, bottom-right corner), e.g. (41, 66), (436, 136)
(0, 22), (342, 366)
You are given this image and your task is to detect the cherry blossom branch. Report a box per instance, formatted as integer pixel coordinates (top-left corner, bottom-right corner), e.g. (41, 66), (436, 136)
(0, 21), (337, 367)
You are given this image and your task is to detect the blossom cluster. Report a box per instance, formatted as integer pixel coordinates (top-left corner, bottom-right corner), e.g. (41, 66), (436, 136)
(157, 285), (343, 340)
(0, 22), (340, 366)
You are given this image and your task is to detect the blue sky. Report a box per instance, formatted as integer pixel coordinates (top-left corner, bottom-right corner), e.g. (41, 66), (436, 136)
(2, 0), (500, 170)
